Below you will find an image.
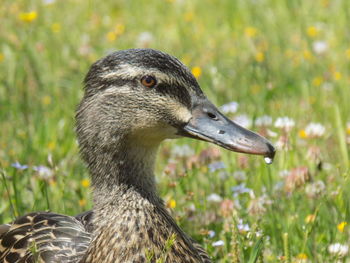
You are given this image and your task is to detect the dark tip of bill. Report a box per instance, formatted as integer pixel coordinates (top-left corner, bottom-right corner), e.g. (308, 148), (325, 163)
(264, 143), (276, 165)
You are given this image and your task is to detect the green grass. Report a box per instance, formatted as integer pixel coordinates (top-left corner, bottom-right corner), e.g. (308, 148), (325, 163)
(1, 0), (350, 261)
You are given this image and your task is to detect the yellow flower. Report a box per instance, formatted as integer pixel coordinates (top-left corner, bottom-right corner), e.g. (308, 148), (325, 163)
(347, 126), (350, 135)
(114, 23), (125, 35)
(0, 53), (4, 63)
(309, 96), (316, 105)
(297, 253), (308, 259)
(79, 199), (87, 207)
(9, 149), (16, 157)
(303, 50), (312, 60)
(244, 27), (257, 38)
(81, 179), (90, 188)
(255, 52), (264, 62)
(49, 179), (56, 186)
(184, 12), (194, 22)
(47, 141), (56, 151)
(250, 84), (261, 95)
(166, 199), (176, 209)
(298, 129), (307, 139)
(42, 95), (51, 105)
(191, 66), (202, 78)
(307, 26), (318, 37)
(346, 48), (350, 59)
(312, 77), (323, 87)
(337, 221), (347, 233)
(106, 31), (117, 42)
(321, 0), (329, 7)
(333, 71), (342, 80)
(51, 23), (61, 33)
(0, 159), (9, 168)
(19, 11), (37, 23)
(305, 214), (316, 223)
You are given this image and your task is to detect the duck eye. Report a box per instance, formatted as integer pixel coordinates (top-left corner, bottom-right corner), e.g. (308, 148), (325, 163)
(141, 75), (157, 88)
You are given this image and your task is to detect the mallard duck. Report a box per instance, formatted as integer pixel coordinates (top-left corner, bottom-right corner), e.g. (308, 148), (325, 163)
(0, 49), (275, 263)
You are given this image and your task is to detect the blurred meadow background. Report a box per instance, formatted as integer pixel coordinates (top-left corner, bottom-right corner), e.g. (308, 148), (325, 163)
(1, 0), (350, 262)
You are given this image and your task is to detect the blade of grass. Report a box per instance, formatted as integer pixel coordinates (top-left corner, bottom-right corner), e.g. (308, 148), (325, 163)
(247, 237), (264, 263)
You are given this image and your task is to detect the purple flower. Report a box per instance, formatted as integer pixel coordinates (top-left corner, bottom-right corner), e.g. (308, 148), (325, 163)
(208, 161), (226, 172)
(11, 162), (28, 170)
(231, 183), (252, 197)
(231, 183), (251, 194)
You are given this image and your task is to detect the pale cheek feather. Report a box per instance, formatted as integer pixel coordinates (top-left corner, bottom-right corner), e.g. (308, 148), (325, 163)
(174, 105), (192, 123)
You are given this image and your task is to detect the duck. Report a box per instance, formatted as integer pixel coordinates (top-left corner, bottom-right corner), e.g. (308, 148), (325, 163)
(0, 48), (275, 263)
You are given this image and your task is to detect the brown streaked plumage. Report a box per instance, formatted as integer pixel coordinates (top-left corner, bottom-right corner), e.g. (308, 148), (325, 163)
(0, 49), (275, 262)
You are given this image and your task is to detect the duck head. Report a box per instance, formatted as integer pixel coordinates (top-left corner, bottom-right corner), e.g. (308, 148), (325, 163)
(76, 49), (275, 173)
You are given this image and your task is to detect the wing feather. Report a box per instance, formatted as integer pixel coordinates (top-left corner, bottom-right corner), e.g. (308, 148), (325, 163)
(0, 212), (91, 263)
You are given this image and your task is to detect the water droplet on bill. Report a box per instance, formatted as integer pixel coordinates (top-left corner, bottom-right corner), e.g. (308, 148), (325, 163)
(264, 156), (273, 165)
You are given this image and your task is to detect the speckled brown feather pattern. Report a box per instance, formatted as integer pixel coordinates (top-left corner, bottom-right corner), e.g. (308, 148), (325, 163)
(0, 212), (91, 262)
(77, 209), (212, 263)
(0, 49), (217, 262)
(82, 187), (209, 263)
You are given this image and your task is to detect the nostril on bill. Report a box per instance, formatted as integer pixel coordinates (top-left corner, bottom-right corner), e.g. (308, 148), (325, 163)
(218, 130), (225, 134)
(207, 112), (218, 120)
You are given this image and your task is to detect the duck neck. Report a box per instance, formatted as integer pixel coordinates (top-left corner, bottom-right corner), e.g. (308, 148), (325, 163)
(89, 137), (160, 206)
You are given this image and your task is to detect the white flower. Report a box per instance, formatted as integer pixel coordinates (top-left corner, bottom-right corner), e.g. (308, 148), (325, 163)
(237, 219), (250, 232)
(171, 144), (194, 158)
(187, 203), (196, 212)
(322, 82), (334, 91)
(267, 129), (278, 137)
(255, 115), (273, 127)
(212, 240), (225, 247)
(136, 32), (154, 48)
(220, 102), (239, 114)
(274, 117), (295, 131)
(305, 180), (326, 198)
(206, 193), (223, 203)
(305, 123), (326, 138)
(209, 66), (218, 75)
(323, 162), (333, 171)
(273, 181), (284, 193)
(208, 230), (216, 238)
(279, 170), (290, 178)
(33, 165), (54, 179)
(233, 114), (252, 128)
(328, 243), (349, 257)
(312, 40), (328, 54)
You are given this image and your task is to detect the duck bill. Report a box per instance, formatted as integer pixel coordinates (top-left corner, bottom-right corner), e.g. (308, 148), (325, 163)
(180, 100), (276, 160)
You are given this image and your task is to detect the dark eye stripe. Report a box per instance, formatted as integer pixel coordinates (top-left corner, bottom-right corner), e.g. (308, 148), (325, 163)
(155, 83), (191, 108)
